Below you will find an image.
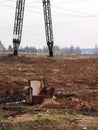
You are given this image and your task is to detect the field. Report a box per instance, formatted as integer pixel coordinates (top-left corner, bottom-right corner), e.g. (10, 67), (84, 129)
(0, 54), (98, 130)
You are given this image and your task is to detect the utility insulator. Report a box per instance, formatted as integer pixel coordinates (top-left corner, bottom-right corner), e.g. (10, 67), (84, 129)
(13, 0), (25, 56)
(42, 0), (54, 57)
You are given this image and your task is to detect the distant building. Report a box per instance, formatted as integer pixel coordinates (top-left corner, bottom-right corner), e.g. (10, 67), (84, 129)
(0, 41), (5, 51)
(81, 48), (95, 54)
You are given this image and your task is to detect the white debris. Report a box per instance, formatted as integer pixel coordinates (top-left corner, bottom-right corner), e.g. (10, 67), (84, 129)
(83, 127), (87, 130)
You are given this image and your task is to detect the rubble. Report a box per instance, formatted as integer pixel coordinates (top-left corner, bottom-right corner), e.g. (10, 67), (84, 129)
(55, 92), (77, 99)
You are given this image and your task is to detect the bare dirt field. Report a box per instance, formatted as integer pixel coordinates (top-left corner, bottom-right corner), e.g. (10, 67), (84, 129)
(0, 54), (98, 130)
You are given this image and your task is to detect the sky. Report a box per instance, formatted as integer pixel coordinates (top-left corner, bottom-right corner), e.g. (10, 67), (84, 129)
(0, 0), (98, 49)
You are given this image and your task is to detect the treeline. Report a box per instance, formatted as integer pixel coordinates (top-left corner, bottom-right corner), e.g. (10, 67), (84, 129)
(7, 45), (81, 55)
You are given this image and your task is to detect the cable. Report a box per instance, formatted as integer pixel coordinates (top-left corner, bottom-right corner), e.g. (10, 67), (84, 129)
(52, 5), (98, 17)
(1, 0), (97, 18)
(51, 0), (88, 4)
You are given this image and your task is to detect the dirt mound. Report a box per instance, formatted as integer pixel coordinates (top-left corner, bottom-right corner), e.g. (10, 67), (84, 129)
(40, 98), (60, 108)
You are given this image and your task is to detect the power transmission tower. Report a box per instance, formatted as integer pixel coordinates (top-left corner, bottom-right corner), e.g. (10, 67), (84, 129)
(42, 0), (54, 57)
(13, 0), (54, 56)
(13, 0), (25, 56)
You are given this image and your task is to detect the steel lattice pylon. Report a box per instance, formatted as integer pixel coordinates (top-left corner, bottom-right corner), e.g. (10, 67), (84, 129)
(13, 0), (25, 56)
(42, 0), (54, 57)
(13, 0), (54, 56)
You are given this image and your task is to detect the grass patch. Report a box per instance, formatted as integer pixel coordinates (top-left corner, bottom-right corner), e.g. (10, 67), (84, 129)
(87, 124), (98, 130)
(0, 105), (98, 130)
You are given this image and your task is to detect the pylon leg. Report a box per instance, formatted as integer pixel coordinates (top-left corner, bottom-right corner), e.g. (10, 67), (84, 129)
(47, 41), (53, 57)
(13, 0), (25, 56)
(43, 0), (54, 57)
(13, 50), (18, 56)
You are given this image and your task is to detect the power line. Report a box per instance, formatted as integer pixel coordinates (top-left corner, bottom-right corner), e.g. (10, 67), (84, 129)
(1, 1), (98, 18)
(52, 5), (98, 17)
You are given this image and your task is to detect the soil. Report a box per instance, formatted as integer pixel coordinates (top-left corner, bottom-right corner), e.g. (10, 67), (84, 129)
(0, 54), (98, 128)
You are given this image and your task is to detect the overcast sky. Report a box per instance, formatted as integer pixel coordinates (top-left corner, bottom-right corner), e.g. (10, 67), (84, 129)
(0, 0), (98, 49)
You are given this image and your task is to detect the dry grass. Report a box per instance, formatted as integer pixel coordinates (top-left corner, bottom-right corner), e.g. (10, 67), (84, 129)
(0, 54), (98, 129)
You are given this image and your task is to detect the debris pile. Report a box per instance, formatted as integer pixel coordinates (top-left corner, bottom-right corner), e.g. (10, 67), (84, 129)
(0, 87), (25, 105)
(55, 92), (77, 99)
